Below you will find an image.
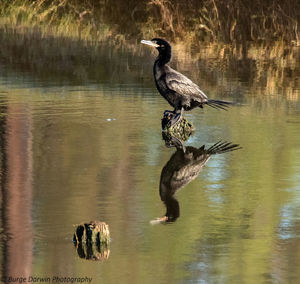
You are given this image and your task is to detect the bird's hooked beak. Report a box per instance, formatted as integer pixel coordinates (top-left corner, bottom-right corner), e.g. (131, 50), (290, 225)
(141, 39), (159, 48)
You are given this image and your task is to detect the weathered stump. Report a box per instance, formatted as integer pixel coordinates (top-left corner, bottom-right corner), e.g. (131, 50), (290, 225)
(73, 221), (110, 261)
(161, 112), (195, 142)
(73, 221), (110, 245)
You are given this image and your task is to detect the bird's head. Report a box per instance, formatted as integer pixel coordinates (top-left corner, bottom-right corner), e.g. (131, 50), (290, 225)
(141, 38), (171, 61)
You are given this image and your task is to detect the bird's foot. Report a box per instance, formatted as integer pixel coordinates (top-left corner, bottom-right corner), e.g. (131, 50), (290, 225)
(164, 110), (175, 117)
(167, 112), (182, 127)
(162, 109), (182, 129)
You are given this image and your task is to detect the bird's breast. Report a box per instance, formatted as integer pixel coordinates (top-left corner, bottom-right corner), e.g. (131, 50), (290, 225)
(154, 65), (168, 92)
(153, 63), (179, 108)
(154, 63), (164, 81)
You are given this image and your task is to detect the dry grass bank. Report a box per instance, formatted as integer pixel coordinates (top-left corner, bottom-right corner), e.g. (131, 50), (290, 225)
(0, 0), (299, 44)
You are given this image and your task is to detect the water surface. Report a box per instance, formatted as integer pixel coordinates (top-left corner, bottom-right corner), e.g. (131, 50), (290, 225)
(0, 41), (300, 284)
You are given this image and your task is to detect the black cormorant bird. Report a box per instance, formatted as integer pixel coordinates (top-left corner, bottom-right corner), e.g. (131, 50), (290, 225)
(151, 140), (241, 224)
(141, 38), (234, 124)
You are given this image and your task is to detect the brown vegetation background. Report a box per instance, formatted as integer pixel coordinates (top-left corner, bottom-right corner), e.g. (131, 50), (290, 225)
(0, 0), (299, 44)
(0, 0), (299, 101)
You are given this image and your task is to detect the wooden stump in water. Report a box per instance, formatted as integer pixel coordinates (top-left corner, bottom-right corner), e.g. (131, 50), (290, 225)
(73, 221), (110, 245)
(73, 221), (110, 260)
(161, 112), (195, 142)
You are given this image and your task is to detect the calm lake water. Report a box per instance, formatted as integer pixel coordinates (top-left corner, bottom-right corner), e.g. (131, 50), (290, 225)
(0, 40), (300, 284)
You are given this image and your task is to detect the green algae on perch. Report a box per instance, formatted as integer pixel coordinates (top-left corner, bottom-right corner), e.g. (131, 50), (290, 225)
(161, 112), (195, 142)
(73, 221), (110, 245)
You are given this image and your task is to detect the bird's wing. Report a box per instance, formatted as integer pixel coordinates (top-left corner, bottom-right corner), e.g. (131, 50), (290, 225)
(165, 66), (208, 101)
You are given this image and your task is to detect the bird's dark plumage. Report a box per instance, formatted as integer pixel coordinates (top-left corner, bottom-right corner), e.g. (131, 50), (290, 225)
(141, 38), (234, 119)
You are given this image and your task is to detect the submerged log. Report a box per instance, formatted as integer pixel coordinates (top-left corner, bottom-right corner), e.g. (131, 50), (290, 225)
(161, 112), (195, 142)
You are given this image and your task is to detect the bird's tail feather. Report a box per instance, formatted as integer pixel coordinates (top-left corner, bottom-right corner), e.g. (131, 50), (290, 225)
(206, 99), (235, 110)
(207, 141), (242, 155)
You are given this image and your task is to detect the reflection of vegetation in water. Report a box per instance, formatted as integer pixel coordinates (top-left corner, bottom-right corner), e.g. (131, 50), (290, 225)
(0, 28), (299, 102)
(179, 42), (300, 102)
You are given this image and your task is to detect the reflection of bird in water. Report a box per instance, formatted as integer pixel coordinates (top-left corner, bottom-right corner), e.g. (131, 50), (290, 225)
(141, 38), (234, 125)
(151, 141), (241, 224)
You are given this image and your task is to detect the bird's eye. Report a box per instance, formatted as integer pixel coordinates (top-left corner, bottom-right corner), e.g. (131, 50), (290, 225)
(161, 45), (165, 48)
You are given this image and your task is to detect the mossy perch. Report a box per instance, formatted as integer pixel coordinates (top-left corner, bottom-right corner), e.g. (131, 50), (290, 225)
(161, 112), (195, 142)
(73, 221), (110, 246)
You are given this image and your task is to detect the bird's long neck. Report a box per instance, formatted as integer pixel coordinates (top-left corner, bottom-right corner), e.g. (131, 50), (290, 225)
(155, 49), (171, 67)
